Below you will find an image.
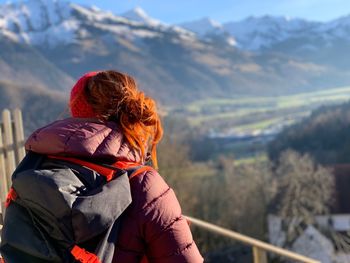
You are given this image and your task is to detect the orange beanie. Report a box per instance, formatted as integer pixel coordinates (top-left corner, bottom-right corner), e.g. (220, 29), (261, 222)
(69, 72), (99, 118)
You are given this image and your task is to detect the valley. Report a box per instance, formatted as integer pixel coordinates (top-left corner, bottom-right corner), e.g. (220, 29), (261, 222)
(171, 86), (350, 160)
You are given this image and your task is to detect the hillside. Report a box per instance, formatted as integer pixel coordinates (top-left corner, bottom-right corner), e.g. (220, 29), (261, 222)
(0, 38), (74, 91)
(0, 81), (66, 134)
(268, 101), (350, 164)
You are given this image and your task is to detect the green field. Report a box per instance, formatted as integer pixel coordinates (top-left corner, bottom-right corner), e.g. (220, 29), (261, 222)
(171, 86), (350, 134)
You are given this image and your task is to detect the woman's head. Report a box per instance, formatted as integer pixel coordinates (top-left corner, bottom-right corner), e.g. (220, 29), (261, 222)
(69, 70), (163, 168)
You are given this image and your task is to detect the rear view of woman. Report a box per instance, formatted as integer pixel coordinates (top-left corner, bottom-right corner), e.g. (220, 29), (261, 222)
(23, 70), (203, 262)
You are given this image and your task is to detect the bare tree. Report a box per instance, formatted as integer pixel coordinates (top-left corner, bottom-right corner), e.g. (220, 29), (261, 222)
(274, 149), (335, 244)
(191, 155), (276, 254)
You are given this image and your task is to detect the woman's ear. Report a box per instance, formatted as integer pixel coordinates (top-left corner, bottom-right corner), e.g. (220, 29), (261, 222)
(145, 152), (153, 166)
(145, 152), (151, 162)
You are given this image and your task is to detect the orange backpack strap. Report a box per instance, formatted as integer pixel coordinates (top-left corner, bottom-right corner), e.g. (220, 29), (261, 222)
(71, 245), (101, 263)
(5, 187), (18, 208)
(112, 161), (155, 179)
(47, 155), (154, 180)
(126, 166), (154, 179)
(48, 155), (118, 181)
(112, 161), (142, 170)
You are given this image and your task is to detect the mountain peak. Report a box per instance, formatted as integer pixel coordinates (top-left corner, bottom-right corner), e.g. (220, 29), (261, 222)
(197, 17), (222, 28)
(180, 17), (223, 36)
(121, 6), (162, 26)
(132, 6), (148, 17)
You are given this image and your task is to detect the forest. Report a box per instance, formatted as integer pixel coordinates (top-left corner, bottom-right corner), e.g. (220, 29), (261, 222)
(157, 113), (339, 262)
(268, 100), (350, 165)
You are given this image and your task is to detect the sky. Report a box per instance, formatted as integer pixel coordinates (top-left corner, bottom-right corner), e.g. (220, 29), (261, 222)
(1, 0), (350, 23)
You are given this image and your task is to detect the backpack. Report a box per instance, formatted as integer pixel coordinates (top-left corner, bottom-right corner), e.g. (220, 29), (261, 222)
(0, 151), (153, 263)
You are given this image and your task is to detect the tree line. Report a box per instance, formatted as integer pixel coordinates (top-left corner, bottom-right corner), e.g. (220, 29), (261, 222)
(268, 101), (350, 165)
(158, 116), (337, 262)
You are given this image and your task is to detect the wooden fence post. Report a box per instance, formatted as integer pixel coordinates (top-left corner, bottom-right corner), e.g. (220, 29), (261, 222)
(0, 108), (25, 223)
(253, 246), (268, 263)
(13, 108), (25, 164)
(2, 109), (16, 191)
(0, 125), (7, 224)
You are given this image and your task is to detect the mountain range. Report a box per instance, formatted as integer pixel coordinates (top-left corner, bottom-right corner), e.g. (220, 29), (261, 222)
(1, 0), (350, 116)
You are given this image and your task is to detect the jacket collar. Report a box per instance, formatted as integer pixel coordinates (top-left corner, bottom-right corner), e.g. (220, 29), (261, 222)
(25, 117), (142, 163)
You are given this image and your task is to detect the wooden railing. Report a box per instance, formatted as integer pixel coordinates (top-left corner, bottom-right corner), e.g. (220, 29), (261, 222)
(0, 108), (321, 263)
(0, 108), (25, 222)
(185, 216), (321, 263)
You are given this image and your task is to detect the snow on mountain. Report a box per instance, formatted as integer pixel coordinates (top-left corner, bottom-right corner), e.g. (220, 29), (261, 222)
(0, 0), (76, 45)
(319, 14), (350, 39)
(1, 1), (350, 52)
(180, 17), (223, 36)
(179, 15), (322, 49)
(121, 7), (162, 26)
(0, 1), (196, 48)
(179, 17), (237, 46)
(322, 14), (350, 30)
(0, 0), (71, 31)
(223, 15), (321, 50)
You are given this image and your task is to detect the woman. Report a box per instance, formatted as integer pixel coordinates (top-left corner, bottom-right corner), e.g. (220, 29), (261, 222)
(25, 70), (203, 262)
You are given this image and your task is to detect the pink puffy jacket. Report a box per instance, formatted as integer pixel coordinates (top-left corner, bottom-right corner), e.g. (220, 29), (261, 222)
(25, 118), (203, 263)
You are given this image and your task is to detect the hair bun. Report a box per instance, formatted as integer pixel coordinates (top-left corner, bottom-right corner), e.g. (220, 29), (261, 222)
(84, 70), (163, 168)
(122, 91), (158, 126)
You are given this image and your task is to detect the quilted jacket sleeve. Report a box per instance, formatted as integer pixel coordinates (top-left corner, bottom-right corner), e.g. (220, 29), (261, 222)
(137, 170), (203, 263)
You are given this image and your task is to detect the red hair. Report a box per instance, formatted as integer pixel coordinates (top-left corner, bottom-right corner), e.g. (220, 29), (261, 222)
(70, 70), (163, 168)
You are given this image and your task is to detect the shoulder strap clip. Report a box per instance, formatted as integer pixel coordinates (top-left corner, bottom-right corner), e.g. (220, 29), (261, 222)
(71, 245), (101, 263)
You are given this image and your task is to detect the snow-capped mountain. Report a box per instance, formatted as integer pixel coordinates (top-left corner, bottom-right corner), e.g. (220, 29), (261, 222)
(121, 6), (162, 26)
(180, 17), (223, 36)
(0, 0), (74, 45)
(180, 17), (237, 46)
(223, 16), (321, 50)
(318, 14), (350, 40)
(0, 0), (194, 48)
(181, 15), (350, 51)
(179, 15), (329, 50)
(2, 0), (350, 52)
(0, 0), (71, 31)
